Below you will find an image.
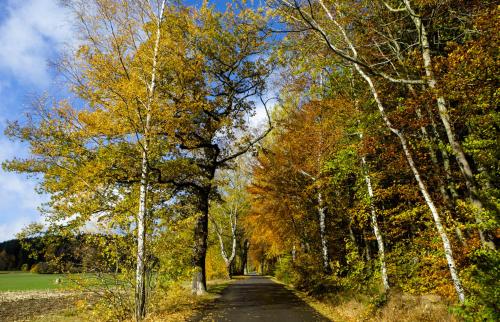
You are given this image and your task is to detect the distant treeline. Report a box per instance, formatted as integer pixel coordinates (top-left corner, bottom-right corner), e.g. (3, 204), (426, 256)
(0, 238), (38, 271)
(0, 234), (132, 273)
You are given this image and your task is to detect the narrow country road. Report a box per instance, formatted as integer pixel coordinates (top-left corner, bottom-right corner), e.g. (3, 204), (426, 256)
(194, 276), (330, 322)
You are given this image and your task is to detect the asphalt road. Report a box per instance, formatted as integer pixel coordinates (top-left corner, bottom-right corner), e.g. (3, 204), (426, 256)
(194, 276), (330, 322)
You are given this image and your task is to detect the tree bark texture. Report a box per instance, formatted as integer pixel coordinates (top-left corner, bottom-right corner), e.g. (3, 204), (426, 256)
(192, 191), (209, 295)
(318, 191), (330, 273)
(361, 156), (390, 291)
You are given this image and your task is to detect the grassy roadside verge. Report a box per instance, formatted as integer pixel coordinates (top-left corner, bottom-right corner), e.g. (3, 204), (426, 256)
(270, 277), (457, 322)
(145, 278), (234, 321)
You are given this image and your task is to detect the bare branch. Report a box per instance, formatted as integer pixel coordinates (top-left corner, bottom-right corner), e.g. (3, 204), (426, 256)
(216, 96), (276, 165)
(383, 1), (407, 12)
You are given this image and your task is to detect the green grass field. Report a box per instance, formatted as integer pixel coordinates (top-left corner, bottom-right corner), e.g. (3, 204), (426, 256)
(0, 271), (126, 292)
(0, 271), (67, 291)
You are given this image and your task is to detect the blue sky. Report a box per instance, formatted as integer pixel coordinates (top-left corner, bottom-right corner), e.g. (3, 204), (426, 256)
(0, 0), (76, 242)
(0, 0), (271, 242)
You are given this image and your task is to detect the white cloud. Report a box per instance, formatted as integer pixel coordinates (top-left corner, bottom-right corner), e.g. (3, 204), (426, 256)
(0, 0), (75, 241)
(0, 0), (74, 86)
(0, 137), (48, 241)
(249, 101), (271, 129)
(0, 171), (45, 209)
(0, 217), (35, 241)
(247, 92), (278, 131)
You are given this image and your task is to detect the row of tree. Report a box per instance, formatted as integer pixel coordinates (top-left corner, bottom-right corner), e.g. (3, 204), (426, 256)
(0, 234), (133, 273)
(245, 0), (498, 319)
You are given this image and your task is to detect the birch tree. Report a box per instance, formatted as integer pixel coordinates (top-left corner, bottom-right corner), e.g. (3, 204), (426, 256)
(360, 155), (390, 291)
(134, 1), (166, 319)
(4, 1), (191, 319)
(210, 165), (251, 278)
(399, 0), (494, 250)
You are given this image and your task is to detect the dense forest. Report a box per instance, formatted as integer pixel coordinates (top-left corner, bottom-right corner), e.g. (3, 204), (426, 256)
(0, 239), (35, 271)
(0, 235), (131, 273)
(2, 0), (498, 321)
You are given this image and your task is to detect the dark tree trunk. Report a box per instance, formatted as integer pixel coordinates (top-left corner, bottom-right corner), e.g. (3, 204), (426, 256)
(192, 190), (210, 295)
(241, 239), (249, 275)
(226, 261), (233, 279)
(191, 150), (217, 295)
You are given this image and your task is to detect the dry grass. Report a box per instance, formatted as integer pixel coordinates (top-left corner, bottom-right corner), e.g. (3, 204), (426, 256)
(145, 278), (232, 322)
(0, 290), (80, 303)
(374, 293), (456, 322)
(282, 284), (457, 322)
(30, 309), (89, 322)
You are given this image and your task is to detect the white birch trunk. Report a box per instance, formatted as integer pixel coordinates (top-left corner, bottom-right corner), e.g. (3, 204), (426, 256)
(136, 153), (148, 321)
(135, 2), (166, 320)
(213, 208), (238, 278)
(348, 224), (356, 244)
(363, 230), (372, 261)
(361, 156), (390, 291)
(318, 191), (330, 272)
(402, 0), (493, 250)
(299, 168), (330, 272)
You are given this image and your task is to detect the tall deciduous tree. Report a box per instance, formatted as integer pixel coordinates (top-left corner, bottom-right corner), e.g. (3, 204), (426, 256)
(5, 0), (198, 319)
(161, 4), (272, 295)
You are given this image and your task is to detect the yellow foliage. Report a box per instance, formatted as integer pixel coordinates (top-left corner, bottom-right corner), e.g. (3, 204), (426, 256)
(206, 245), (227, 280)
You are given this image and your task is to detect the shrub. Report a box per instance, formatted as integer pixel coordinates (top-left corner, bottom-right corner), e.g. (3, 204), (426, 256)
(20, 263), (29, 272)
(30, 262), (55, 274)
(274, 255), (293, 285)
(277, 253), (340, 295)
(453, 249), (500, 321)
(206, 246), (227, 280)
(30, 262), (41, 273)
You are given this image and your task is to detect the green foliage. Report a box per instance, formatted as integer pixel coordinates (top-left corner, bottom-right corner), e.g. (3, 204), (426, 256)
(274, 255), (294, 285)
(155, 215), (195, 287)
(370, 292), (388, 309)
(454, 249), (500, 321)
(325, 146), (360, 186)
(30, 262), (53, 274)
(342, 239), (374, 292)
